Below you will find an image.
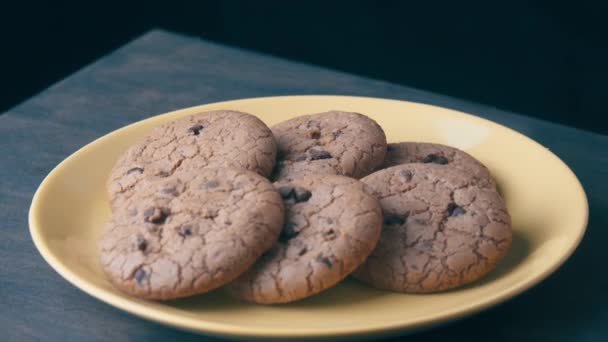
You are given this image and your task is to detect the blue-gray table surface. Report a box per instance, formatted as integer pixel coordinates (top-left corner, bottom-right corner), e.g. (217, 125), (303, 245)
(1, 30), (606, 342)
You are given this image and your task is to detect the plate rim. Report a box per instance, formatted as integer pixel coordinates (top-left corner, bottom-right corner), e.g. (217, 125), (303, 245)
(28, 95), (589, 339)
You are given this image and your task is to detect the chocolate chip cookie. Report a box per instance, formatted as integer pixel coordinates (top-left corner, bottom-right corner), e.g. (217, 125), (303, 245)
(107, 110), (277, 209)
(228, 175), (383, 303)
(271, 111), (387, 181)
(353, 164), (511, 293)
(384, 142), (496, 187)
(99, 167), (284, 300)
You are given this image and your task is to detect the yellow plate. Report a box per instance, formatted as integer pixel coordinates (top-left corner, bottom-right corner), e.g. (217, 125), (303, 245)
(29, 95), (588, 340)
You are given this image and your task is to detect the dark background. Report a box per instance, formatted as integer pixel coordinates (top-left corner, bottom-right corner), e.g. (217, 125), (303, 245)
(1, 1), (607, 134)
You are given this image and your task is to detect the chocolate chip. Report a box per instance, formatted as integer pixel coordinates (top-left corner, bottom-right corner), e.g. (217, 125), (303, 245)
(178, 225), (193, 237)
(204, 180), (219, 189)
(453, 207), (466, 216)
(309, 130), (321, 139)
(322, 228), (337, 241)
(277, 186), (295, 199)
(134, 268), (146, 285)
(398, 169), (413, 182)
(293, 187), (312, 202)
(447, 202), (466, 216)
(384, 214), (406, 225)
(151, 212), (168, 224)
(127, 167), (144, 175)
(188, 124), (204, 136)
(294, 155), (307, 162)
(279, 222), (299, 242)
(422, 154), (449, 165)
(309, 149), (332, 160)
(298, 246), (308, 256)
(317, 255), (333, 268)
(332, 129), (343, 138)
(136, 235), (147, 251)
(144, 207), (169, 224)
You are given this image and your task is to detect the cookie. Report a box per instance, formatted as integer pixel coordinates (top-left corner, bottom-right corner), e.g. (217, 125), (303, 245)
(271, 111), (387, 181)
(384, 142), (496, 187)
(228, 175), (383, 303)
(107, 110), (276, 209)
(99, 167), (284, 300)
(353, 164), (511, 293)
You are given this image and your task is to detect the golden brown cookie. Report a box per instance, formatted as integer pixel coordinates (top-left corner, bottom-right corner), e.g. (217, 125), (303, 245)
(271, 111), (387, 181)
(107, 110), (276, 209)
(353, 164), (511, 293)
(228, 175), (383, 303)
(99, 168), (284, 300)
(383, 142), (496, 187)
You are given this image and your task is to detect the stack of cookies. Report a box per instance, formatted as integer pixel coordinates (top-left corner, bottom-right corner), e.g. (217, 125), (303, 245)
(99, 110), (511, 303)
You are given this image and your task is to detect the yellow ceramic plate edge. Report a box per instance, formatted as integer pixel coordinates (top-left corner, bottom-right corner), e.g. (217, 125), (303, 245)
(28, 95), (589, 339)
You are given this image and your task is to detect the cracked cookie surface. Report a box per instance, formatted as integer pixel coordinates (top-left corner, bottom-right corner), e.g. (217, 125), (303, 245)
(353, 164), (511, 293)
(384, 142), (496, 188)
(271, 111), (387, 181)
(107, 110), (277, 209)
(228, 175), (383, 303)
(99, 167), (284, 300)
